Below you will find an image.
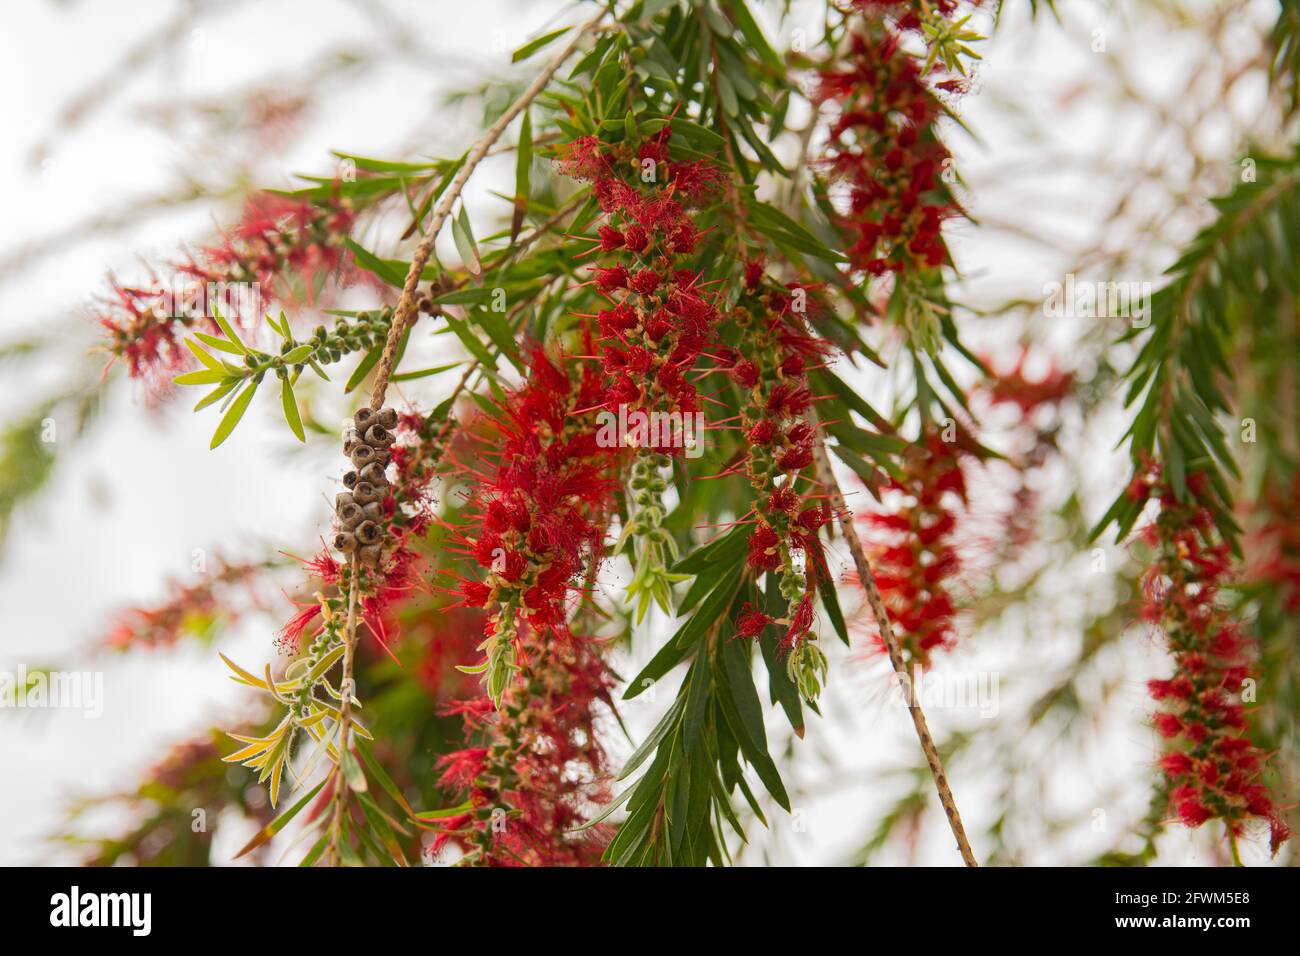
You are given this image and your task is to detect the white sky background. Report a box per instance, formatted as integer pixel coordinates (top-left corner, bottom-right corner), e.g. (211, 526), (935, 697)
(0, 0), (1286, 865)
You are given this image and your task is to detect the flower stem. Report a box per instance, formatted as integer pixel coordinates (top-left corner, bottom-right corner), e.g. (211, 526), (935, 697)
(325, 554), (362, 865)
(808, 419), (979, 867)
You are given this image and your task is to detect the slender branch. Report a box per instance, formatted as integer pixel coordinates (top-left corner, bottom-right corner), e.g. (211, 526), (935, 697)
(367, 10), (606, 411)
(808, 420), (979, 867)
(325, 554), (363, 865)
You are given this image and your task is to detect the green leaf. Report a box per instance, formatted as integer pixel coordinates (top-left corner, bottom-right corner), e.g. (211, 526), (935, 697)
(341, 746), (368, 793)
(209, 380), (258, 450)
(184, 338), (225, 371)
(209, 305), (250, 354)
(452, 205), (481, 279)
(280, 377), (305, 442)
(671, 525), (746, 575)
(344, 238), (407, 288)
(617, 696), (686, 781)
(193, 330), (246, 356)
(413, 801), (475, 821)
(512, 109), (532, 243)
(345, 346), (383, 394)
(673, 562), (744, 650)
(443, 313), (497, 369)
(355, 740), (416, 819)
(173, 369), (227, 386)
(468, 307), (522, 369)
(194, 378), (239, 412)
(391, 361), (461, 382)
(512, 26), (570, 63)
(233, 779), (325, 859)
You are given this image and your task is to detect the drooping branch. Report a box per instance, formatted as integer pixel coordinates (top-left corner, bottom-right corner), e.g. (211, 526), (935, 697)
(366, 10), (607, 412)
(808, 422), (979, 867)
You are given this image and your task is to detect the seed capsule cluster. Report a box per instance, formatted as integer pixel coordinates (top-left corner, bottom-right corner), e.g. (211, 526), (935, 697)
(334, 406), (398, 568)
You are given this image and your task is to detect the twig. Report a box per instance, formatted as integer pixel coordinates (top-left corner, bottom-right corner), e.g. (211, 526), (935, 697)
(808, 420), (979, 867)
(367, 10), (606, 411)
(325, 554), (363, 865)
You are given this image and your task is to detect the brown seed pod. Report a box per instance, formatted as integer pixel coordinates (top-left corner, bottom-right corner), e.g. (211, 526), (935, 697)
(335, 492), (356, 511)
(334, 531), (357, 553)
(354, 407), (376, 431)
(364, 424), (394, 447)
(353, 480), (382, 504)
(337, 501), (364, 529)
(377, 407), (398, 430)
(343, 470), (359, 489)
(358, 544), (383, 568)
(350, 444), (376, 468)
(358, 461), (387, 485)
(343, 438), (357, 456)
(356, 520), (382, 546)
(361, 501), (384, 522)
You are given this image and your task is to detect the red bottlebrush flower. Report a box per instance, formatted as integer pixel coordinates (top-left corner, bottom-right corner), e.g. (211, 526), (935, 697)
(101, 559), (264, 652)
(1159, 752), (1194, 777)
(747, 524), (783, 573)
(857, 434), (966, 668)
(725, 273), (838, 683)
(775, 442), (814, 473)
(769, 485), (801, 514)
(747, 419), (777, 445)
(811, 4), (971, 281)
(597, 225), (626, 251)
(593, 265), (630, 291)
(278, 602), (322, 651)
(456, 579), (492, 608)
(766, 383), (814, 418)
(629, 268), (662, 295)
(561, 130), (722, 455)
(1177, 798), (1213, 828)
(447, 345), (616, 695)
(1153, 712), (1183, 738)
(733, 360), (760, 389)
(1147, 677), (1191, 700)
(783, 592), (816, 649)
(1141, 475), (1286, 854)
(436, 747), (489, 791)
(736, 604), (774, 639)
(432, 633), (615, 866)
(555, 135), (611, 181)
(98, 194), (356, 382)
(981, 348), (1075, 418)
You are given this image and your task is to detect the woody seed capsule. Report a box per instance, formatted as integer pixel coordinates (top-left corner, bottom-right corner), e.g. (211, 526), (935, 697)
(376, 407), (398, 429)
(364, 424), (393, 447)
(343, 470), (359, 489)
(356, 520), (382, 546)
(334, 531), (357, 553)
(358, 462), (387, 485)
(337, 502), (364, 529)
(353, 480), (382, 504)
(361, 501), (383, 522)
(350, 444), (376, 468)
(358, 544), (382, 568)
(354, 407), (376, 430)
